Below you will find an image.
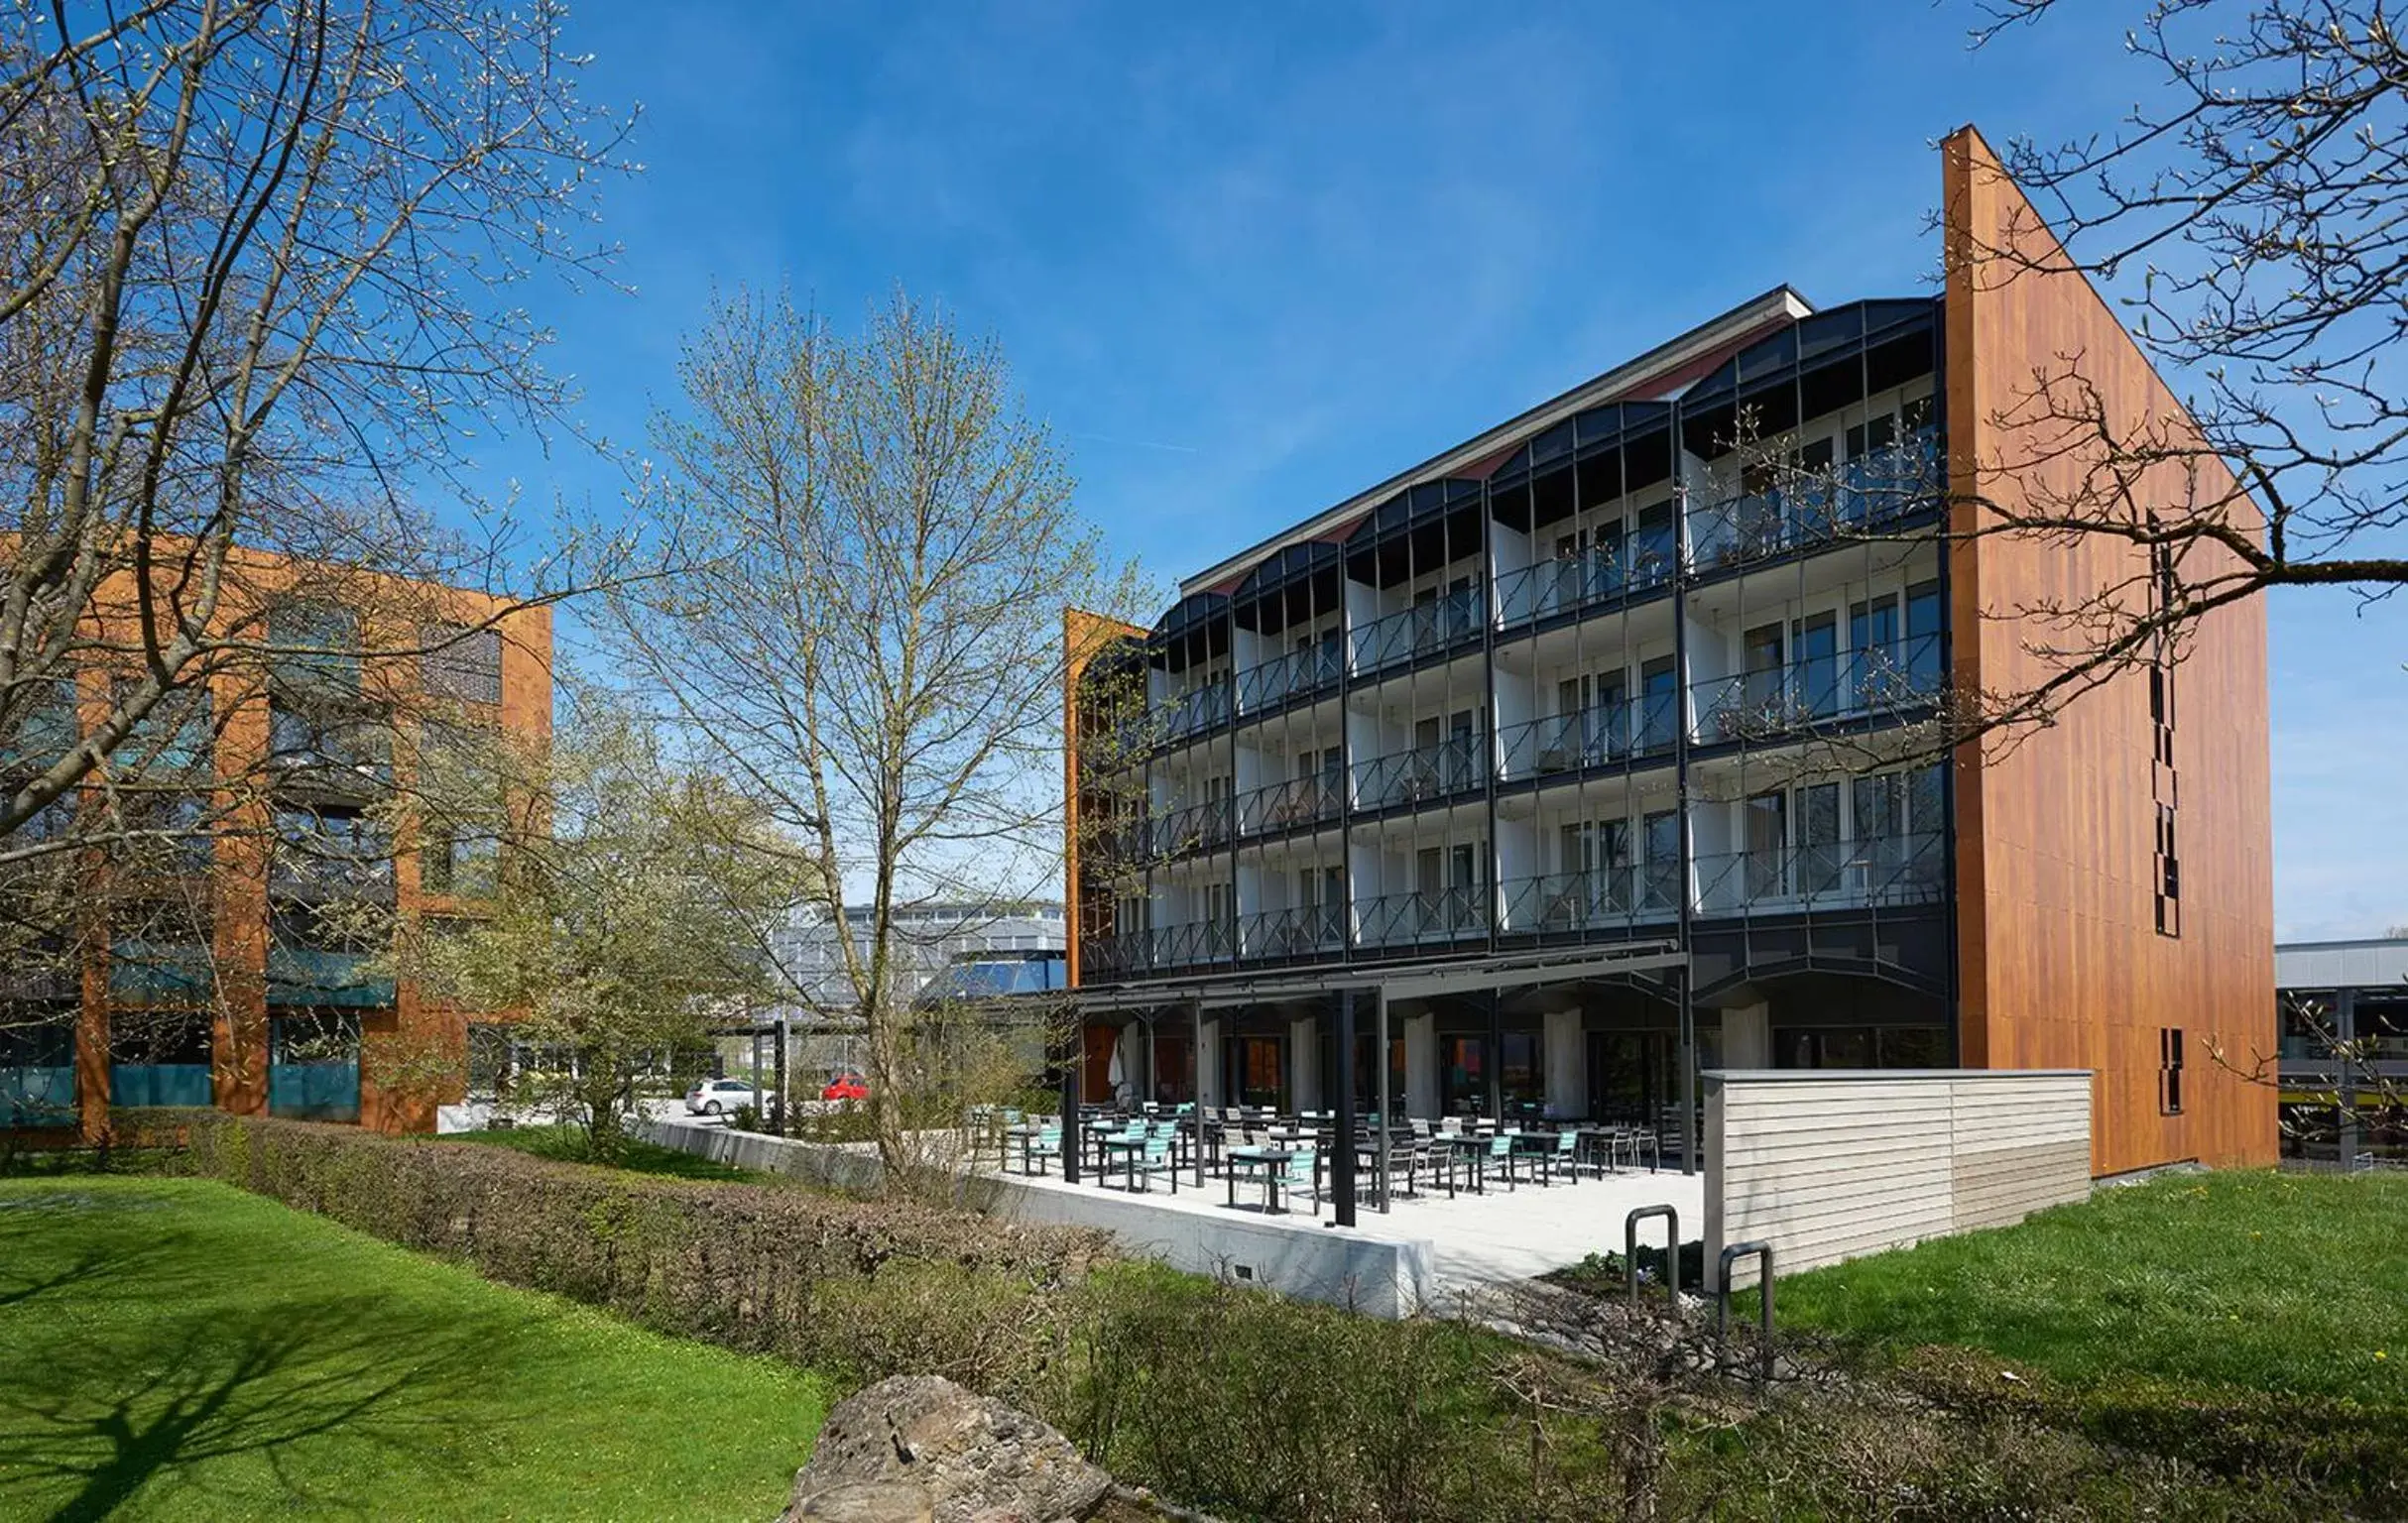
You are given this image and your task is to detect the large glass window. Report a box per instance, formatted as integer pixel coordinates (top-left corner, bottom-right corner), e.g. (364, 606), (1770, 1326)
(1744, 791), (1787, 899)
(1500, 1031), (1543, 1117)
(1440, 1035), (1487, 1116)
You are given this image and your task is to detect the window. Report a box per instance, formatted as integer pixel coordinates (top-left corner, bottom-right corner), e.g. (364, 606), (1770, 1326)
(421, 623), (505, 706)
(2159, 1027), (2185, 1114)
(270, 601), (362, 701)
(1743, 790), (1786, 898)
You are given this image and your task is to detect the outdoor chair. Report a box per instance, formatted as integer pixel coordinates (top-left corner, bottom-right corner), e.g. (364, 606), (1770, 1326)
(1485, 1132), (1520, 1191)
(1129, 1133), (1179, 1194)
(1023, 1122), (1063, 1177)
(1377, 1135), (1420, 1199)
(1270, 1146), (1318, 1214)
(1530, 1128), (1580, 1186)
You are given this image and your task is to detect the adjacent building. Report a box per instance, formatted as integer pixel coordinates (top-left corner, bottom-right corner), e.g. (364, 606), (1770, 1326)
(2275, 936), (2408, 1167)
(1063, 127), (2275, 1177)
(0, 548), (551, 1138)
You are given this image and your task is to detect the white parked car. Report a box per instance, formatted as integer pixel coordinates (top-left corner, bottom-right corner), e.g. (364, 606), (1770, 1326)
(685, 1078), (775, 1116)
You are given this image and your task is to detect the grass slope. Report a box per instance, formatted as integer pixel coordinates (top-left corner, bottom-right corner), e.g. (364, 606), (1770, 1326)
(0, 1175), (827, 1521)
(1778, 1169), (2408, 1408)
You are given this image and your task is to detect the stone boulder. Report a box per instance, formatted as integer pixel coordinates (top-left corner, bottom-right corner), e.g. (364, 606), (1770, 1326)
(781, 1375), (1115, 1523)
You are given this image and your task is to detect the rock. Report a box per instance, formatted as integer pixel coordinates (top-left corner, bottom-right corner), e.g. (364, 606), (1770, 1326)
(792, 1482), (934, 1522)
(782, 1375), (1115, 1523)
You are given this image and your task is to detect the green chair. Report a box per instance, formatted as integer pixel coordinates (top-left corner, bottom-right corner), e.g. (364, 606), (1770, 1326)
(1131, 1132), (1180, 1194)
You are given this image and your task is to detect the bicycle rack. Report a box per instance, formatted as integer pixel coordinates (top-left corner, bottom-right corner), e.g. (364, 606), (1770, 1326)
(1717, 1240), (1775, 1384)
(1625, 1204), (1680, 1309)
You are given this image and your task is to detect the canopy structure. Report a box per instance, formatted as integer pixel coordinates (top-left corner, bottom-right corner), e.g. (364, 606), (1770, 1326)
(1060, 938), (1694, 1225)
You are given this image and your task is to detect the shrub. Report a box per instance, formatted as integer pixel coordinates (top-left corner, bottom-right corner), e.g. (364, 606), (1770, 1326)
(115, 1109), (1108, 1384)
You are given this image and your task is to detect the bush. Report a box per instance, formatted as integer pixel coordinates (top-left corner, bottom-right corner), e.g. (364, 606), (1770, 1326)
(115, 1109), (1108, 1385)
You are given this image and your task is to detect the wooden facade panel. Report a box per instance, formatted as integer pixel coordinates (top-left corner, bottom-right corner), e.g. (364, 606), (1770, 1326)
(1942, 126), (2277, 1175)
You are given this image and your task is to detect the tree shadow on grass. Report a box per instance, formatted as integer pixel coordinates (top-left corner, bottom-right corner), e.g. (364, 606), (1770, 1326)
(0, 1294), (556, 1521)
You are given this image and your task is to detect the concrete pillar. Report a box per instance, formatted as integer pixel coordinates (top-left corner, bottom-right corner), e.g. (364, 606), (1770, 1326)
(1544, 1007), (1585, 1119)
(1288, 1015), (1319, 1111)
(1198, 1018), (1222, 1110)
(1404, 1012), (1439, 1119)
(1722, 1001), (1771, 1070)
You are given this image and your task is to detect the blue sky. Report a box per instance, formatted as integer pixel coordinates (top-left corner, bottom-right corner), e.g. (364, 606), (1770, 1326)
(479, 0), (2403, 940)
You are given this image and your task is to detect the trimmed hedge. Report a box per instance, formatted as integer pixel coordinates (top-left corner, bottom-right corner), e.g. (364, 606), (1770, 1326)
(115, 1109), (1109, 1391)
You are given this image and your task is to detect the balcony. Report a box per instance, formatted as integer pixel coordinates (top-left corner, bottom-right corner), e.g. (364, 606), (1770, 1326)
(1494, 535), (1676, 628)
(1236, 641), (1342, 714)
(1151, 796), (1234, 858)
(1498, 864), (1680, 934)
(1151, 919), (1235, 971)
(1689, 433), (1942, 573)
(1239, 904), (1346, 961)
(1348, 587), (1483, 675)
(1693, 830), (1945, 917)
(1352, 733), (1486, 812)
(1155, 677), (1232, 744)
(1236, 773), (1344, 838)
(1357, 886), (1488, 947)
(1691, 635), (1943, 746)
(1498, 694), (1679, 781)
(267, 946), (396, 1007)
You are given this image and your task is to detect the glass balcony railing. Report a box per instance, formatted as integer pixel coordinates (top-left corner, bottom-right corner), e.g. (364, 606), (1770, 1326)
(1690, 433), (1941, 572)
(1498, 865), (1680, 933)
(1357, 886), (1489, 947)
(1348, 588), (1483, 674)
(1239, 904), (1346, 961)
(1236, 642), (1342, 713)
(1151, 796), (1233, 858)
(1493, 535), (1676, 627)
(1694, 830), (1945, 916)
(1691, 634), (1943, 746)
(268, 707), (393, 794)
(1352, 733), (1486, 812)
(1498, 694), (1679, 780)
(1236, 774), (1344, 837)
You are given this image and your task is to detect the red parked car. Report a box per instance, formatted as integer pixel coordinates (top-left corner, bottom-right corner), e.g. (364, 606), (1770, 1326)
(820, 1070), (868, 1103)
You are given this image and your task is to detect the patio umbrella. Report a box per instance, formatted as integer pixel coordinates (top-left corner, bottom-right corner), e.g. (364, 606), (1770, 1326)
(1107, 1029), (1127, 1098)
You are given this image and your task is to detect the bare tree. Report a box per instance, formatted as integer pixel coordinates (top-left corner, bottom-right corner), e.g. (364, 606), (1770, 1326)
(0, 0), (630, 870)
(0, 1), (635, 1068)
(601, 287), (1142, 1181)
(1941, 0), (2408, 734)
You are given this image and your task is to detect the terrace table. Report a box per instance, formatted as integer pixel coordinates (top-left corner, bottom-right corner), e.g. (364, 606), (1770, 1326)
(1224, 1144), (1298, 1214)
(1003, 1122), (1052, 1176)
(1100, 1132), (1153, 1190)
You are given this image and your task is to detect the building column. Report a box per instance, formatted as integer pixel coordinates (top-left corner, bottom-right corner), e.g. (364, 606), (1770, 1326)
(1722, 1001), (1771, 1071)
(1405, 1012), (1438, 1119)
(1197, 1017), (1222, 1109)
(1288, 1014), (1319, 1111)
(1543, 1007), (1585, 1119)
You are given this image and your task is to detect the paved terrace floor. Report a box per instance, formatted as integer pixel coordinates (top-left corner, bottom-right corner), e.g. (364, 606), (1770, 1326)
(983, 1153), (1706, 1300)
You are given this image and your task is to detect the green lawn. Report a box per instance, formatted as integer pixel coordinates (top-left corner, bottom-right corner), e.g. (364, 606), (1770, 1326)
(1778, 1169), (2408, 1408)
(431, 1122), (767, 1182)
(0, 1176), (828, 1521)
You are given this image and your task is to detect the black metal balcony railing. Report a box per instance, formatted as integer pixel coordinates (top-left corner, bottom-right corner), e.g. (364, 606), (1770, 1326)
(1689, 433), (1942, 572)
(1239, 904), (1346, 961)
(1156, 677), (1232, 743)
(1352, 733), (1486, 812)
(1151, 918), (1236, 970)
(1356, 886), (1489, 947)
(1236, 774), (1344, 837)
(1693, 830), (1945, 916)
(1348, 588), (1483, 674)
(1236, 641), (1343, 713)
(1498, 864), (1681, 933)
(1691, 634), (1944, 746)
(1152, 796), (1234, 857)
(1498, 693), (1679, 780)
(1493, 534), (1676, 628)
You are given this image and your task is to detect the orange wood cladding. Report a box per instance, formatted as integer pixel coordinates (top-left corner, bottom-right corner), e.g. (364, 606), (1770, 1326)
(1061, 606), (1146, 991)
(1943, 126), (2277, 1174)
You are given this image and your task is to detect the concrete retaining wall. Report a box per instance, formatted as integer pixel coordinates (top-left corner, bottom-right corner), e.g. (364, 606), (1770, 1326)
(1704, 1068), (2092, 1289)
(634, 1115), (888, 1195)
